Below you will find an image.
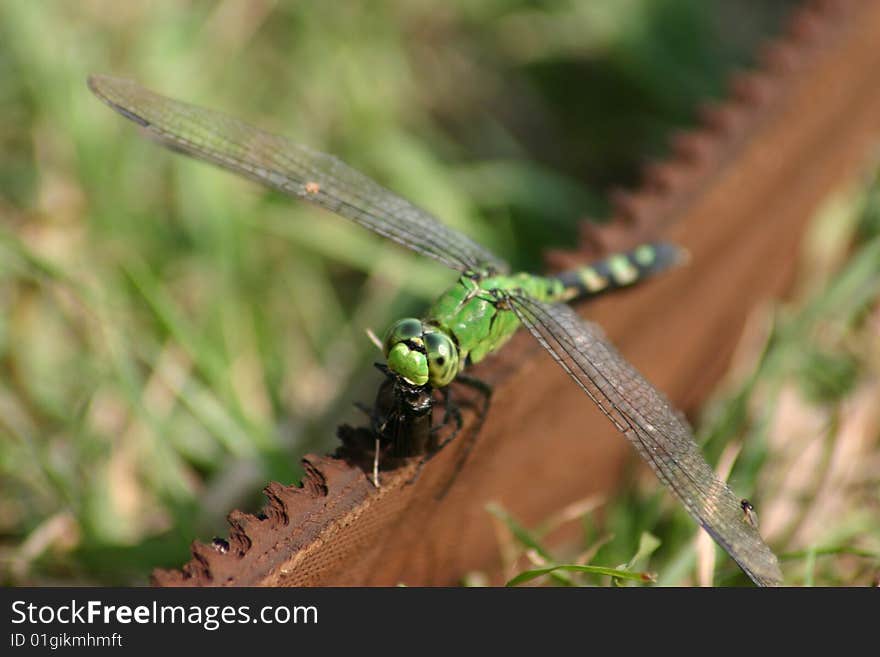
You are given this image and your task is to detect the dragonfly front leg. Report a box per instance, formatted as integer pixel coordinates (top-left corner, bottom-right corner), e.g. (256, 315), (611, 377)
(435, 374), (492, 500)
(422, 375), (493, 500)
(404, 387), (459, 487)
(404, 379), (487, 491)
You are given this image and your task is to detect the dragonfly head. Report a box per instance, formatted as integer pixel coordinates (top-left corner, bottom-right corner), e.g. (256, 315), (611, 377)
(383, 318), (458, 388)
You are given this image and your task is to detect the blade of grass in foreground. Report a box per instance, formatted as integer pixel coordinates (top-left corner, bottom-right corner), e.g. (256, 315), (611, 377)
(487, 503), (574, 586)
(506, 564), (655, 587)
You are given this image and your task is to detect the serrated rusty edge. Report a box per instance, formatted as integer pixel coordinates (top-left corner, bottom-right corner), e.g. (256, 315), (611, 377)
(546, 0), (859, 270)
(150, 453), (356, 586)
(153, 0), (863, 587)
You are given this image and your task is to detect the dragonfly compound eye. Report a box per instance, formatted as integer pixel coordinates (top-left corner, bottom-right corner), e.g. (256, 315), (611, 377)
(383, 318), (423, 353)
(384, 318), (429, 386)
(423, 329), (458, 387)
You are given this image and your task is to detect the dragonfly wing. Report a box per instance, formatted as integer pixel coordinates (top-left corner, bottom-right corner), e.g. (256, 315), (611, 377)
(506, 293), (783, 586)
(88, 75), (508, 275)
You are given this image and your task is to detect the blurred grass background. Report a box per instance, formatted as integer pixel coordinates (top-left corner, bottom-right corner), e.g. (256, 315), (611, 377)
(1, 0), (875, 586)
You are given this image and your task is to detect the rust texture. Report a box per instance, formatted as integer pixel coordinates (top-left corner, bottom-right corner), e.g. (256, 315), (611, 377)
(153, 0), (880, 586)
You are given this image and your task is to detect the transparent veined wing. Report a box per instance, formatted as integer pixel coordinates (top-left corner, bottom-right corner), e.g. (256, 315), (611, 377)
(506, 293), (783, 586)
(87, 75), (508, 275)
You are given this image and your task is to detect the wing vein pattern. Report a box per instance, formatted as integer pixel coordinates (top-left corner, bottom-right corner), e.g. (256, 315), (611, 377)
(87, 75), (507, 274)
(506, 294), (783, 586)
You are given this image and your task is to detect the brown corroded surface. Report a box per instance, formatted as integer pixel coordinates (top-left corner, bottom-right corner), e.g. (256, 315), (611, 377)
(153, 0), (880, 586)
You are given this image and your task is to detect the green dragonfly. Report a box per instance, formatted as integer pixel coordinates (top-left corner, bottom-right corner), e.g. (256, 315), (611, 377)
(87, 75), (783, 587)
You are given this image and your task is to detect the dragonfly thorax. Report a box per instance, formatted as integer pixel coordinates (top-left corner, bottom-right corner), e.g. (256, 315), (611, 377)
(383, 318), (459, 387)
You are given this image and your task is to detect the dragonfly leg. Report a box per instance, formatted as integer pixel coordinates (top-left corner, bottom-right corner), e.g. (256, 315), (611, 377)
(427, 375), (493, 499)
(403, 388), (460, 487)
(354, 400), (375, 420)
(445, 375), (491, 473)
(452, 373), (492, 413)
(433, 385), (462, 449)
